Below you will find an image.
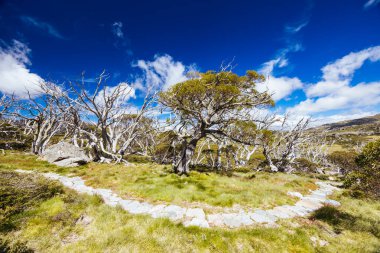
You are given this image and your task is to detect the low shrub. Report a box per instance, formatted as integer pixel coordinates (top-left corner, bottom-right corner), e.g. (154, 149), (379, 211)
(124, 154), (152, 163)
(0, 238), (33, 253)
(344, 140), (380, 199)
(310, 206), (380, 237)
(327, 151), (358, 175)
(293, 158), (319, 172)
(0, 171), (63, 232)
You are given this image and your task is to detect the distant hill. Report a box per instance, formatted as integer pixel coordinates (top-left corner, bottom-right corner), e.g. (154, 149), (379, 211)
(313, 114), (380, 134)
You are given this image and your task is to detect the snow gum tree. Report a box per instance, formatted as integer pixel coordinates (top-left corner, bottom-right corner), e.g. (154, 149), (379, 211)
(159, 70), (273, 175)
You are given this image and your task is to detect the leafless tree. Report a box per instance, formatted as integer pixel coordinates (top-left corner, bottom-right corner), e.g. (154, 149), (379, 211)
(13, 84), (69, 154)
(56, 71), (158, 163)
(258, 114), (311, 172)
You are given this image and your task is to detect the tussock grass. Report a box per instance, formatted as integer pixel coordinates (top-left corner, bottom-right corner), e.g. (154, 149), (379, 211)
(0, 151), (316, 210)
(0, 175), (378, 252)
(1, 155), (380, 252)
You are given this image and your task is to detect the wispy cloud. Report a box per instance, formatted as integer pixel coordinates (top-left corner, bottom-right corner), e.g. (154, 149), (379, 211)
(112, 22), (124, 38)
(290, 45), (380, 114)
(285, 20), (309, 34)
(20, 16), (65, 39)
(364, 0), (380, 9)
(111, 21), (133, 56)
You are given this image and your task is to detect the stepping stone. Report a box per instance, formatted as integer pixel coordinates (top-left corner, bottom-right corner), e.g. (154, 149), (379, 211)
(273, 205), (299, 217)
(267, 208), (293, 219)
(161, 205), (186, 221)
(207, 213), (225, 227)
(249, 211), (277, 223)
(185, 208), (206, 220)
(287, 191), (303, 198)
(128, 202), (154, 214)
(184, 218), (210, 228)
(148, 204), (167, 218)
(285, 205), (310, 216)
(324, 199), (341, 207)
(295, 199), (323, 211)
(103, 194), (122, 207)
(120, 200), (142, 212)
(221, 213), (254, 228)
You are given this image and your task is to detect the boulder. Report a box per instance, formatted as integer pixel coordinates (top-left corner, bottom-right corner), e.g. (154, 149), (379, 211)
(41, 142), (90, 167)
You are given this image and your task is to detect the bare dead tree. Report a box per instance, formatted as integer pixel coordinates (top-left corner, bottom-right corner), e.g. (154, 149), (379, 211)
(258, 114), (311, 172)
(13, 84), (69, 155)
(55, 72), (158, 163)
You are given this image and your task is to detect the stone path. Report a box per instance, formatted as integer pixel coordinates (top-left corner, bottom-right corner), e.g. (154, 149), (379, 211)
(15, 169), (341, 229)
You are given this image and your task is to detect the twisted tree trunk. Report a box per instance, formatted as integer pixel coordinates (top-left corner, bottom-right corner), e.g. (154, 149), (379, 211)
(174, 138), (198, 175)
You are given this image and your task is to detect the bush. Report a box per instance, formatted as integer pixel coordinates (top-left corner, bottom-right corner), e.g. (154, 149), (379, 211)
(125, 154), (151, 163)
(0, 171), (63, 232)
(233, 166), (252, 173)
(344, 140), (380, 199)
(310, 206), (380, 237)
(0, 238), (33, 253)
(293, 158), (319, 172)
(247, 152), (266, 169)
(327, 151), (358, 175)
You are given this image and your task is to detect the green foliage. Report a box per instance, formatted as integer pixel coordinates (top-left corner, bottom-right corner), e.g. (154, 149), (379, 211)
(0, 238), (33, 253)
(311, 205), (380, 238)
(124, 154), (151, 163)
(327, 151), (358, 174)
(246, 152), (266, 169)
(293, 158), (319, 172)
(0, 171), (63, 232)
(344, 140), (380, 199)
(356, 139), (380, 167)
(159, 70), (273, 120)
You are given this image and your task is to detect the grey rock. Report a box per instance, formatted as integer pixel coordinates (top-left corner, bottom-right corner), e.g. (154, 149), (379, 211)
(41, 142), (90, 167)
(185, 208), (206, 220)
(324, 199), (341, 207)
(287, 191), (303, 198)
(161, 205), (186, 221)
(249, 211), (277, 223)
(207, 213), (225, 227)
(221, 213), (254, 228)
(184, 218), (210, 228)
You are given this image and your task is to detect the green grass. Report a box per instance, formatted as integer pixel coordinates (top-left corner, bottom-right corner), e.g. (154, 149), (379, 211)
(0, 151), (317, 211)
(1, 171), (379, 252)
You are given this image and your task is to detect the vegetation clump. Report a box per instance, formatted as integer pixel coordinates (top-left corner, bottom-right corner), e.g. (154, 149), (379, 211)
(0, 171), (63, 232)
(344, 140), (380, 199)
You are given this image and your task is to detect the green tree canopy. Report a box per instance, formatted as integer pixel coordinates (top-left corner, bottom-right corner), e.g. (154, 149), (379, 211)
(159, 70), (273, 175)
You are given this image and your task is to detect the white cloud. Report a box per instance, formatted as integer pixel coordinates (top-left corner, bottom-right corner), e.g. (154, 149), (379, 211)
(20, 16), (65, 39)
(364, 0), (380, 9)
(293, 82), (380, 114)
(112, 22), (124, 38)
(94, 82), (135, 107)
(291, 46), (380, 114)
(133, 54), (193, 91)
(258, 44), (304, 101)
(257, 75), (303, 101)
(0, 40), (44, 98)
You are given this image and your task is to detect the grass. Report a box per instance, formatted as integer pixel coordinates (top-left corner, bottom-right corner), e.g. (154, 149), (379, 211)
(0, 151), (317, 211)
(1, 171), (379, 252)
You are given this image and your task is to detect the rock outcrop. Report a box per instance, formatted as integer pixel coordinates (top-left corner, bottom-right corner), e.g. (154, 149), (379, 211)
(41, 142), (90, 167)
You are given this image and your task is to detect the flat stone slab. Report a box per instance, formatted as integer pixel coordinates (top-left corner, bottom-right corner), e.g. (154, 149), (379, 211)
(249, 210), (277, 223)
(15, 169), (341, 229)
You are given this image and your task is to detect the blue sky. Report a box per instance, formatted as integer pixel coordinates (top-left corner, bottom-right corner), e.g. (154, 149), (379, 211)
(0, 0), (380, 125)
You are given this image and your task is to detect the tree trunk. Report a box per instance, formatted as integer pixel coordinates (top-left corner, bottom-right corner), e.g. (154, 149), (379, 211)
(174, 138), (198, 175)
(215, 145), (222, 171)
(263, 148), (279, 172)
